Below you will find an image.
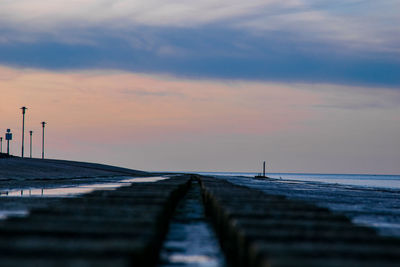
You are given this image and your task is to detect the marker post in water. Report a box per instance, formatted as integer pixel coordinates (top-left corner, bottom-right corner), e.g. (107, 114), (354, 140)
(263, 161), (266, 177)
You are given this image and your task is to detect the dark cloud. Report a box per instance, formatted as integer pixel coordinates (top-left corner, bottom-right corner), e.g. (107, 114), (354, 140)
(0, 26), (399, 87)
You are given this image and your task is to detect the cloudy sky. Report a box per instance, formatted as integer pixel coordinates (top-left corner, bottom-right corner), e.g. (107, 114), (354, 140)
(1, 0), (399, 174)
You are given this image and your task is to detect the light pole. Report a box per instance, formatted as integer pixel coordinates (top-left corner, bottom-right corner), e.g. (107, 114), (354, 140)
(29, 131), (33, 158)
(41, 122), (46, 159)
(21, 106), (28, 158)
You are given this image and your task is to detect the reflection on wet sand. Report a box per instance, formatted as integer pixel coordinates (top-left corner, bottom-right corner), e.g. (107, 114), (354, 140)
(0, 210), (29, 220)
(0, 176), (168, 198)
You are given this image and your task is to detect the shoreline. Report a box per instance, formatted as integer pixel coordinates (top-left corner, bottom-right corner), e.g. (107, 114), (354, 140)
(0, 159), (400, 265)
(2, 158), (400, 237)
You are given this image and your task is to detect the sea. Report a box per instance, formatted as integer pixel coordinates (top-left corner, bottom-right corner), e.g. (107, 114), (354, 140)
(195, 171), (400, 237)
(196, 172), (400, 189)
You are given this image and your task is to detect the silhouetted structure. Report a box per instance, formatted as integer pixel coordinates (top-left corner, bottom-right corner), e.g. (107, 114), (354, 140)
(0, 137), (2, 153)
(41, 122), (46, 159)
(255, 161), (269, 178)
(29, 130), (33, 158)
(21, 106), (27, 158)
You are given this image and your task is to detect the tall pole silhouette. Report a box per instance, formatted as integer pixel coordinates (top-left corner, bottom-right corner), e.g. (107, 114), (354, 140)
(263, 161), (266, 177)
(21, 106), (27, 158)
(41, 122), (46, 159)
(29, 131), (33, 158)
(0, 137), (2, 153)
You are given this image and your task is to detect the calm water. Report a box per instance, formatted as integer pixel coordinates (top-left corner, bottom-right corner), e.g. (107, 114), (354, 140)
(159, 181), (226, 266)
(0, 176), (169, 220)
(196, 172), (400, 189)
(0, 176), (169, 198)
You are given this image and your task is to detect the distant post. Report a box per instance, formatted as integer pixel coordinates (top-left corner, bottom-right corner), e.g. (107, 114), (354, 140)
(0, 137), (2, 153)
(41, 122), (46, 159)
(5, 129), (12, 155)
(21, 106), (28, 158)
(263, 161), (266, 177)
(29, 131), (33, 158)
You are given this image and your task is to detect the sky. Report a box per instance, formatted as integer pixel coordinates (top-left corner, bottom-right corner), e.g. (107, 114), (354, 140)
(0, 0), (399, 174)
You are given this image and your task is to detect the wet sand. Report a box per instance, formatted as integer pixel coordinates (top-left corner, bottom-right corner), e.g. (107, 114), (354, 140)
(0, 157), (153, 194)
(0, 157), (151, 220)
(0, 158), (148, 184)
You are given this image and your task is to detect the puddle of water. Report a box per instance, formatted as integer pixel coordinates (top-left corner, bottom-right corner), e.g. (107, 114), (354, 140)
(122, 177), (169, 183)
(0, 176), (168, 198)
(169, 254), (217, 264)
(0, 210), (29, 220)
(159, 181), (226, 267)
(0, 176), (170, 221)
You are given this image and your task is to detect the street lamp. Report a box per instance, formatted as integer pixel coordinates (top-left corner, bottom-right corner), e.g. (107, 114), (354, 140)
(21, 106), (28, 158)
(41, 122), (46, 159)
(29, 131), (33, 158)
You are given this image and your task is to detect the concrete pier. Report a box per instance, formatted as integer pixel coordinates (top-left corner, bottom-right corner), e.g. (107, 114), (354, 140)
(199, 176), (400, 266)
(1, 158), (400, 266)
(0, 175), (191, 266)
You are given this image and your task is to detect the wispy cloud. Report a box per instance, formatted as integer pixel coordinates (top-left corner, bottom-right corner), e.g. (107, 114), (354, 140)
(0, 1), (399, 87)
(0, 1), (286, 29)
(0, 0), (398, 52)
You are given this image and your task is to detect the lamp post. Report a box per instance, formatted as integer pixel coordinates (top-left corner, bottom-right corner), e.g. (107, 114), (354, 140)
(41, 122), (46, 159)
(21, 106), (28, 158)
(29, 131), (33, 158)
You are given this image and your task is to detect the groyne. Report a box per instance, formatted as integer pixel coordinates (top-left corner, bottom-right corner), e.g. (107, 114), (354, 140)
(199, 175), (400, 266)
(1, 159), (400, 266)
(0, 175), (191, 266)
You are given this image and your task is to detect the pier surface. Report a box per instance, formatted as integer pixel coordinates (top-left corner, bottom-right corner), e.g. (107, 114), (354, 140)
(1, 158), (400, 266)
(200, 176), (400, 266)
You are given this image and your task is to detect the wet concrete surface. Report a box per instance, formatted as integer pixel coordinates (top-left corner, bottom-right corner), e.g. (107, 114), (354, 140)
(216, 175), (400, 237)
(0, 158), (157, 222)
(199, 176), (400, 267)
(159, 180), (227, 267)
(0, 175), (191, 266)
(2, 158), (400, 266)
(0, 176), (168, 198)
(0, 176), (170, 222)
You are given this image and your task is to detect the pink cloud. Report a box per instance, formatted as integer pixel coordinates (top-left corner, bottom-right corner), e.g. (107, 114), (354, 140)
(0, 66), (319, 150)
(3, 66), (400, 174)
